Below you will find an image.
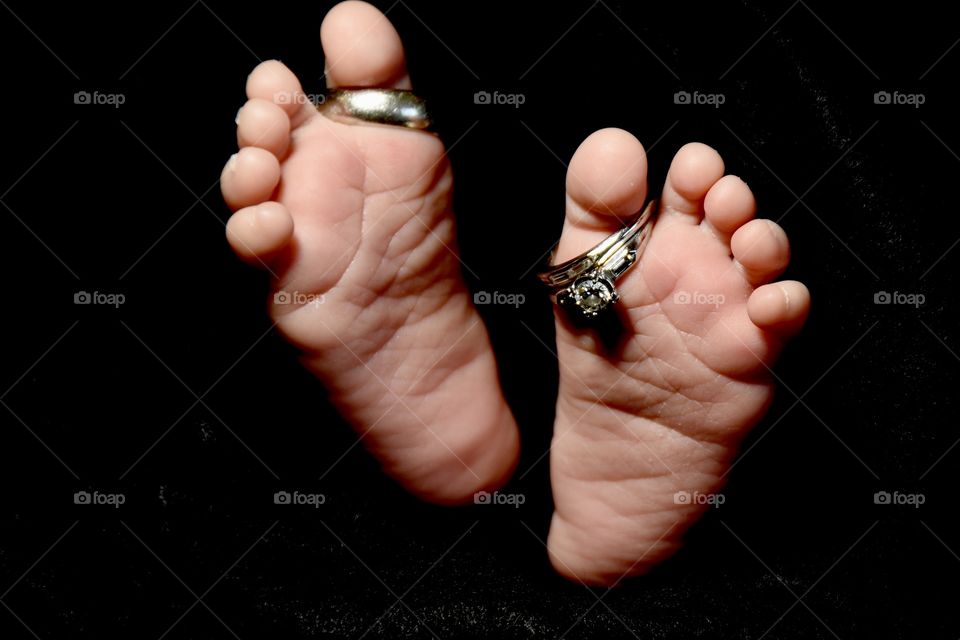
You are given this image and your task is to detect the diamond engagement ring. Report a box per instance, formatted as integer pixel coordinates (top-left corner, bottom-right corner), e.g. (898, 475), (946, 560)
(538, 200), (657, 319)
(317, 88), (432, 130)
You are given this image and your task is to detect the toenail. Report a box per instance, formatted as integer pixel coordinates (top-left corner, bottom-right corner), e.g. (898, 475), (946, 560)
(227, 153), (238, 172)
(235, 106), (243, 124)
(765, 220), (785, 245)
(779, 283), (791, 309)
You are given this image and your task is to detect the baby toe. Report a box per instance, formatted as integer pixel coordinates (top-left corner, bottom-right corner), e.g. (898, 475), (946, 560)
(220, 147), (281, 210)
(226, 201), (295, 265)
(237, 98), (291, 158)
(246, 60), (314, 127)
(731, 219), (790, 284)
(660, 142), (725, 223)
(702, 175), (756, 244)
(748, 280), (811, 336)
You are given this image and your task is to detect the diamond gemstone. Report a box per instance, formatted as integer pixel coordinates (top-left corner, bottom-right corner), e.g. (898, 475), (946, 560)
(571, 276), (614, 316)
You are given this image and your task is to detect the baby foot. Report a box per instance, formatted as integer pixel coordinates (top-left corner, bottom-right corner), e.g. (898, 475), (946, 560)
(546, 129), (810, 585)
(220, 1), (518, 503)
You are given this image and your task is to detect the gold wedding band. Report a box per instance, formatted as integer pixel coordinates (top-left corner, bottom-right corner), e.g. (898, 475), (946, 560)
(318, 88), (432, 130)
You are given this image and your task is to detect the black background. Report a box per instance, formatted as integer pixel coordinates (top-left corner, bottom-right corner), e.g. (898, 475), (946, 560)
(1, 1), (958, 637)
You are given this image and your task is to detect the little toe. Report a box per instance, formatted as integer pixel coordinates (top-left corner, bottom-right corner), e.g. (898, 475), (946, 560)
(226, 201), (295, 265)
(731, 219), (790, 284)
(702, 175), (756, 244)
(660, 143), (725, 223)
(321, 0), (411, 89)
(554, 128), (648, 263)
(220, 147), (281, 210)
(748, 280), (811, 336)
(237, 98), (291, 157)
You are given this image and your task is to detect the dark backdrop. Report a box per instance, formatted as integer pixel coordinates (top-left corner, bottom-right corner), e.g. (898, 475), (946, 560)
(1, 1), (957, 637)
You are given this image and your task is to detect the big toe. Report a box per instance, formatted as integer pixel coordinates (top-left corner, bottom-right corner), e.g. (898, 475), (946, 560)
(321, 0), (410, 89)
(554, 128), (649, 264)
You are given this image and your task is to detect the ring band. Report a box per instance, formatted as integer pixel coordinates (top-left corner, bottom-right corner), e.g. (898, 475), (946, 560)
(538, 200), (657, 319)
(318, 88), (432, 130)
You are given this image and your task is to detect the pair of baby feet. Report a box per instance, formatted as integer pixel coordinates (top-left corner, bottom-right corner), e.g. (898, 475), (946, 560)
(221, 1), (810, 586)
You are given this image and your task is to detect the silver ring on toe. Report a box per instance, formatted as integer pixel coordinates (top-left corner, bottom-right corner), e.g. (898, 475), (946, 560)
(538, 200), (657, 320)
